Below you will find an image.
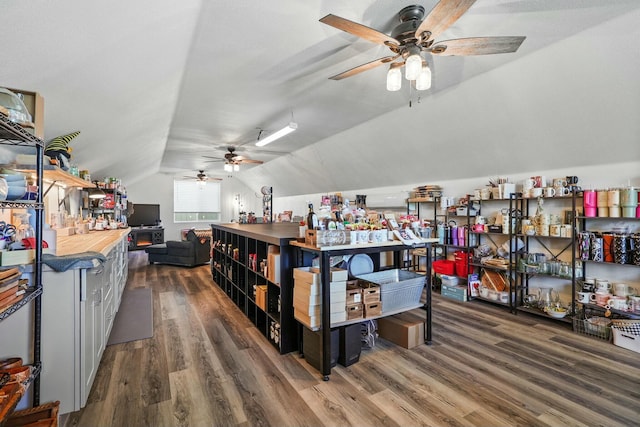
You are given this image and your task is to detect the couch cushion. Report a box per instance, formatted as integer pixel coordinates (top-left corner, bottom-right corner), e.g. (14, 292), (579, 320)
(166, 240), (195, 257)
(145, 243), (168, 255)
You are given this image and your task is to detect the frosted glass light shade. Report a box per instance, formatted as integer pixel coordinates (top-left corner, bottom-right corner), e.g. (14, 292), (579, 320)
(416, 61), (432, 91)
(405, 53), (422, 80)
(386, 63), (402, 91)
(224, 163), (232, 172)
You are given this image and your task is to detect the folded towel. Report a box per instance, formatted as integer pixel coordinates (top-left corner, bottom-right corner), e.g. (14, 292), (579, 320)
(42, 251), (107, 272)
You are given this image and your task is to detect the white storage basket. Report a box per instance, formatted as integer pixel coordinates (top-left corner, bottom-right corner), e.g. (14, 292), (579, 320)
(356, 269), (425, 313)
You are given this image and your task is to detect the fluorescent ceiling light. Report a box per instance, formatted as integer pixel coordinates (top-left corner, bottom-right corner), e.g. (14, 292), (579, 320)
(255, 122), (297, 147)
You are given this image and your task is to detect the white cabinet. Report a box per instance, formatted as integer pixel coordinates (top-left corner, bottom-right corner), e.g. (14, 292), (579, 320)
(81, 264), (105, 404)
(39, 234), (128, 415)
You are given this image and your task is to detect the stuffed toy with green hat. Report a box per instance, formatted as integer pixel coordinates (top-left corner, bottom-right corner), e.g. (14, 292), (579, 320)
(44, 131), (80, 170)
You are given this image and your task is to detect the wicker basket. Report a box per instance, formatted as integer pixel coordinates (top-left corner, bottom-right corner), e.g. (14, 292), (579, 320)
(573, 313), (611, 341)
(356, 269), (425, 313)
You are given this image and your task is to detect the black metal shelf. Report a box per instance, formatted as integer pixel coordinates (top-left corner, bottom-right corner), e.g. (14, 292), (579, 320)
(0, 286), (42, 321)
(0, 112), (44, 418)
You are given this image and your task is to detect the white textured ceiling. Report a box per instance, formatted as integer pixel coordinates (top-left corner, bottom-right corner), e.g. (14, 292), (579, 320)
(2, 0), (639, 196)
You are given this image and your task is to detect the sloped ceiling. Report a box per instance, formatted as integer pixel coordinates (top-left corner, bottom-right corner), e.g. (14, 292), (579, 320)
(2, 1), (639, 197)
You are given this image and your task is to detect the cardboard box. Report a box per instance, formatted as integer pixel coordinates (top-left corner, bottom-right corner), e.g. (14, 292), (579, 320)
(255, 285), (267, 311)
(267, 246), (281, 284)
(441, 284), (468, 302)
(377, 312), (425, 349)
(1, 249), (53, 267)
(294, 308), (347, 329)
(294, 299), (346, 317)
(293, 266), (348, 286)
(294, 278), (347, 299)
(294, 283), (346, 305)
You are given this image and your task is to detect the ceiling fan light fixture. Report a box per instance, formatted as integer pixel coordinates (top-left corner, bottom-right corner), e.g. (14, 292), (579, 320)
(404, 47), (422, 80)
(255, 122), (298, 147)
(233, 163), (240, 172)
(224, 163), (232, 172)
(415, 60), (432, 91)
(386, 62), (402, 91)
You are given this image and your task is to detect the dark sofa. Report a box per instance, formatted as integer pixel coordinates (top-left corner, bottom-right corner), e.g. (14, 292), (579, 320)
(145, 229), (211, 267)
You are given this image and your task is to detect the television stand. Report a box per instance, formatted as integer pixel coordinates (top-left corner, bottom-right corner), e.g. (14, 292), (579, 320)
(128, 226), (164, 251)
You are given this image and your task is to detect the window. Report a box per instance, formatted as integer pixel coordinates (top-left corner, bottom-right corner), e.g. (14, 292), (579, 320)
(173, 180), (221, 223)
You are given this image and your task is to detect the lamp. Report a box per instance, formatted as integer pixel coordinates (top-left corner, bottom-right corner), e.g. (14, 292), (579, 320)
(255, 122), (297, 147)
(386, 63), (402, 91)
(224, 163), (233, 173)
(415, 60), (432, 91)
(88, 181), (106, 199)
(404, 45), (422, 80)
(386, 59), (432, 92)
(233, 163), (240, 172)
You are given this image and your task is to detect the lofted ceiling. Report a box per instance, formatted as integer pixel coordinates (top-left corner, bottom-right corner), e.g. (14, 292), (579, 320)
(2, 1), (639, 197)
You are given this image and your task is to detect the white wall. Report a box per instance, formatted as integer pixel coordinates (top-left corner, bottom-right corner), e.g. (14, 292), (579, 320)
(126, 173), (260, 241)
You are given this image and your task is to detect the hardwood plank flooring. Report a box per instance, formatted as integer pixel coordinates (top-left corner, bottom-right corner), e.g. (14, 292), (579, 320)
(64, 251), (640, 427)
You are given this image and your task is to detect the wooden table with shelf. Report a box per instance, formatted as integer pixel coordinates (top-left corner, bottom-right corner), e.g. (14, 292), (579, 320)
(291, 237), (438, 380)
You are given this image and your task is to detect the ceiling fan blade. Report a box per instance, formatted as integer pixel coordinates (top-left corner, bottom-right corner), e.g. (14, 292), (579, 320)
(430, 36), (526, 56)
(202, 155), (223, 160)
(329, 55), (399, 80)
(238, 159), (263, 164)
(320, 14), (399, 47)
(414, 0), (477, 42)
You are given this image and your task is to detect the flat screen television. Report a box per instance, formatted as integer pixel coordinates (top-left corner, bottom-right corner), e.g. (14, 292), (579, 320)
(127, 203), (160, 227)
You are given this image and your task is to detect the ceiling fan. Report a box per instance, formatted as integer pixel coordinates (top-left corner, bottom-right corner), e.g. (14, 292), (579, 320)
(320, 0), (525, 89)
(182, 170), (221, 182)
(203, 146), (264, 172)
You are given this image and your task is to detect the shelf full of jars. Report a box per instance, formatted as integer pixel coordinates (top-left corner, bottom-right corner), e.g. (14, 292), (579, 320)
(85, 177), (128, 226)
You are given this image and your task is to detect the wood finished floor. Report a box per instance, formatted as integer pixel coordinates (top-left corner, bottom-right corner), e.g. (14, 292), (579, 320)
(65, 251), (640, 427)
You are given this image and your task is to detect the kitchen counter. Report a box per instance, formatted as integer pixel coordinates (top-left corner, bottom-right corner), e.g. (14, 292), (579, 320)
(56, 228), (130, 257)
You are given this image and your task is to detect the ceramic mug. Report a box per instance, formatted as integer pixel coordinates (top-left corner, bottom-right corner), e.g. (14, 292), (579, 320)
(356, 230), (370, 244)
(523, 178), (536, 191)
(596, 279), (611, 291)
(553, 178), (567, 188)
(576, 291), (593, 304)
(607, 297), (628, 311)
(613, 283), (635, 297)
(555, 186), (571, 196)
(544, 187), (556, 198)
(530, 187), (543, 198)
(594, 292), (611, 306)
(566, 176), (579, 185)
(549, 224), (562, 237)
(369, 229), (386, 243)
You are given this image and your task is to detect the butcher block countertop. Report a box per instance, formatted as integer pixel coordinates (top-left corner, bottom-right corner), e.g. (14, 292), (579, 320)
(56, 228), (130, 257)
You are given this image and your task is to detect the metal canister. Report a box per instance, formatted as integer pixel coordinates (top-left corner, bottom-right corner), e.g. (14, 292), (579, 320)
(578, 231), (591, 261)
(613, 233), (630, 264)
(590, 233), (604, 262)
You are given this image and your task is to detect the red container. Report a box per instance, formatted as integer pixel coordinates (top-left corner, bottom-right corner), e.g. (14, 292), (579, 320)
(454, 251), (473, 277)
(433, 259), (455, 275)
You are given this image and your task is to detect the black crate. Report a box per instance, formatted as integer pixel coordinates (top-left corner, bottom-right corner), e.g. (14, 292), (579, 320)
(339, 323), (362, 367)
(302, 326), (339, 371)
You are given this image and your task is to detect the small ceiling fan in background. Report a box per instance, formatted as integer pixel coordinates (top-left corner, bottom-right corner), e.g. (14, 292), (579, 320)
(182, 170), (221, 182)
(320, 0), (525, 91)
(203, 146), (264, 172)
